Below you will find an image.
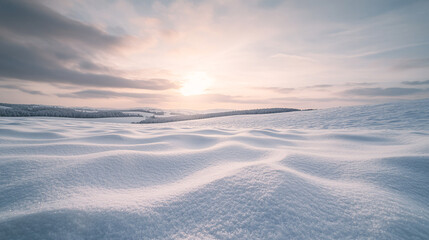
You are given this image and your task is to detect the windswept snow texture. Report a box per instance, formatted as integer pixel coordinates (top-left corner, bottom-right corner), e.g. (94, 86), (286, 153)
(1, 99), (429, 239)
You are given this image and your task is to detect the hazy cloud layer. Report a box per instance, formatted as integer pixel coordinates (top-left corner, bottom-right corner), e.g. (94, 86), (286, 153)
(393, 58), (429, 70)
(402, 80), (429, 85)
(260, 87), (295, 94)
(58, 89), (168, 99)
(305, 84), (333, 89)
(343, 87), (428, 97)
(58, 90), (260, 106)
(0, 84), (47, 96)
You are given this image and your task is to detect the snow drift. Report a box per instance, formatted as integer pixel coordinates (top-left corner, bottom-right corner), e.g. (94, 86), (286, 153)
(0, 99), (428, 239)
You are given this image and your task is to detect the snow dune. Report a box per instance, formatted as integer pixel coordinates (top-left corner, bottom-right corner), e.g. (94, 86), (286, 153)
(0, 99), (429, 239)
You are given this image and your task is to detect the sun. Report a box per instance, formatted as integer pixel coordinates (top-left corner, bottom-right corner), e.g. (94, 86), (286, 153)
(180, 72), (213, 96)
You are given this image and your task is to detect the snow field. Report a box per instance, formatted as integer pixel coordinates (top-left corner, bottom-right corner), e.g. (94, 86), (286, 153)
(0, 99), (429, 239)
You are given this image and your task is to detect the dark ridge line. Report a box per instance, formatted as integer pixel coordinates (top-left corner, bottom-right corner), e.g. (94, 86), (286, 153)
(0, 103), (143, 118)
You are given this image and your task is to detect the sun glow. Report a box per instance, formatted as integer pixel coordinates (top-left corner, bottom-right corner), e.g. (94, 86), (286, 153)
(180, 72), (213, 96)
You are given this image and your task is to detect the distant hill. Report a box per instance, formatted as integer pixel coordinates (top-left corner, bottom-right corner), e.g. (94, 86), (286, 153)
(0, 103), (146, 118)
(137, 108), (302, 124)
(0, 103), (303, 121)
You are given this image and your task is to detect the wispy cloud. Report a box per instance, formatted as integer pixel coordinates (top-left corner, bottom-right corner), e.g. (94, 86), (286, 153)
(270, 53), (316, 62)
(0, 84), (47, 96)
(342, 42), (429, 59)
(57, 89), (169, 100)
(304, 84), (333, 89)
(180, 94), (260, 104)
(393, 58), (429, 70)
(342, 87), (428, 97)
(344, 82), (375, 87)
(259, 87), (295, 94)
(402, 80), (429, 85)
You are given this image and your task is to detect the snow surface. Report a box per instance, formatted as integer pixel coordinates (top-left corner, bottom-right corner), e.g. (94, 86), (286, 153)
(0, 99), (429, 239)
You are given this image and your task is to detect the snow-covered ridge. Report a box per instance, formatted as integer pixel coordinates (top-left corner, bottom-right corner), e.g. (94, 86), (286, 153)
(0, 99), (428, 239)
(159, 98), (429, 130)
(137, 108), (301, 124)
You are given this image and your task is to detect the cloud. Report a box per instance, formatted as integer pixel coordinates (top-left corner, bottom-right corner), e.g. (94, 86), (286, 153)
(0, 84), (47, 96)
(402, 80), (429, 85)
(57, 89), (169, 100)
(270, 53), (316, 62)
(78, 60), (110, 72)
(2, 0), (429, 109)
(202, 94), (253, 103)
(178, 94), (264, 104)
(342, 87), (427, 97)
(0, 37), (177, 89)
(0, 0), (120, 48)
(268, 96), (374, 103)
(0, 0), (178, 91)
(261, 84), (334, 93)
(305, 84), (333, 89)
(260, 87), (295, 94)
(0, 30), (177, 91)
(392, 58), (429, 70)
(344, 82), (375, 86)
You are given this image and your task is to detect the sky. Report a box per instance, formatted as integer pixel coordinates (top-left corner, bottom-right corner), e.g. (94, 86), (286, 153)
(1, 0), (429, 110)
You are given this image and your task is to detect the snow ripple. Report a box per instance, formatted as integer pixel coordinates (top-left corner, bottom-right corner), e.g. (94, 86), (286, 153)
(1, 109), (429, 239)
